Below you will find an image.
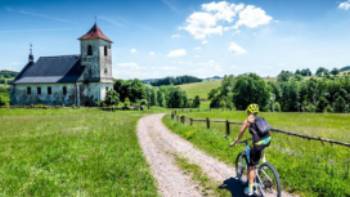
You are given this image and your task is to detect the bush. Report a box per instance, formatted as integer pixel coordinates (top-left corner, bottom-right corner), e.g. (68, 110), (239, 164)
(273, 102), (281, 112)
(333, 96), (346, 113)
(105, 90), (120, 106)
(192, 95), (201, 108)
(0, 97), (5, 106)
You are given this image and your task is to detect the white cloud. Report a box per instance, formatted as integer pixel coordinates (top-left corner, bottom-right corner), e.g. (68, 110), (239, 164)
(167, 49), (187, 58)
(338, 0), (350, 10)
(130, 48), (137, 54)
(183, 1), (272, 40)
(228, 41), (247, 55)
(148, 51), (156, 56)
(235, 5), (272, 29)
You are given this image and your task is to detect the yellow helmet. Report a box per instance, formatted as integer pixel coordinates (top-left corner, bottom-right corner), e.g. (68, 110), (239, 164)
(246, 103), (259, 114)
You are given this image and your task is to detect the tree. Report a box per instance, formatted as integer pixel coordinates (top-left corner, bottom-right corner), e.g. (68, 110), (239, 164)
(167, 88), (188, 108)
(277, 70), (294, 82)
(333, 96), (346, 113)
(300, 68), (312, 76)
(192, 95), (201, 108)
(316, 67), (329, 77)
(279, 80), (300, 112)
(113, 79), (146, 103)
(156, 90), (165, 107)
(330, 68), (339, 76)
(104, 90), (120, 106)
(232, 73), (270, 110)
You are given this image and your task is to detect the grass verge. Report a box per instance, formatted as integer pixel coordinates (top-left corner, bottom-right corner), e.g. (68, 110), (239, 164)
(175, 155), (230, 197)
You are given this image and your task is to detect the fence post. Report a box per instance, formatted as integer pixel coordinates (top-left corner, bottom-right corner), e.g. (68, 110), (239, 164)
(190, 118), (193, 126)
(181, 116), (185, 124)
(225, 120), (230, 138)
(206, 117), (210, 129)
(171, 111), (175, 120)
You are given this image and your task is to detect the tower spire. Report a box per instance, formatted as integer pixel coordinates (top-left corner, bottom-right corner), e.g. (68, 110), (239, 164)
(28, 43), (34, 63)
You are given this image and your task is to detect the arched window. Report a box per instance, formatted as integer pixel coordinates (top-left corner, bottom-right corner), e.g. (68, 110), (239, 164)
(104, 46), (108, 56)
(87, 45), (93, 56)
(104, 68), (108, 74)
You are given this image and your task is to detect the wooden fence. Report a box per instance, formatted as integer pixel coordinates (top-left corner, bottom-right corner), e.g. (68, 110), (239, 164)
(171, 111), (350, 148)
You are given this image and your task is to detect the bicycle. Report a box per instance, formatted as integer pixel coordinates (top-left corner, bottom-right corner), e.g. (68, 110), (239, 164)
(234, 139), (282, 197)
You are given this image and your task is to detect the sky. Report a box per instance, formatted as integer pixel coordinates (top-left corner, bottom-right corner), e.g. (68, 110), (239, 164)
(1, 0), (350, 79)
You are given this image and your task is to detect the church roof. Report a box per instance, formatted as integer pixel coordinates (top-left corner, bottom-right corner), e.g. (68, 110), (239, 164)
(79, 24), (112, 43)
(13, 55), (85, 84)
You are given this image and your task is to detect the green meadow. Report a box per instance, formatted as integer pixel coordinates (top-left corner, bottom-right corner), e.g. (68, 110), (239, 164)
(164, 110), (350, 197)
(0, 108), (158, 196)
(178, 80), (221, 99)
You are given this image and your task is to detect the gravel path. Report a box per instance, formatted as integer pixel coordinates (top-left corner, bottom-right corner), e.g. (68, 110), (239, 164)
(137, 113), (297, 197)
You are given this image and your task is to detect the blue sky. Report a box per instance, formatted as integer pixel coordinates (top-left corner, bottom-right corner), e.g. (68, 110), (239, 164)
(1, 0), (350, 79)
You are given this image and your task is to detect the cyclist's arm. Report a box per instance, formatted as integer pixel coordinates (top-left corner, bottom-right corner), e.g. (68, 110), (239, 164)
(231, 120), (249, 146)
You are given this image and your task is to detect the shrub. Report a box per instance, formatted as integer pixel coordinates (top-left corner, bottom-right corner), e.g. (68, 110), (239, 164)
(105, 90), (120, 106)
(192, 95), (201, 108)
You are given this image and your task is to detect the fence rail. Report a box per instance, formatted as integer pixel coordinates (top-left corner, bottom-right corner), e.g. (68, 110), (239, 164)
(171, 111), (350, 148)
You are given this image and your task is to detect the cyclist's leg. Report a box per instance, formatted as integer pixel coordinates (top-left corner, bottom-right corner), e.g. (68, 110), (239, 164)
(245, 146), (262, 195)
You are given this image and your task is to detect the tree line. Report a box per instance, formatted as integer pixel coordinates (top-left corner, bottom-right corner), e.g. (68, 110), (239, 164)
(144, 75), (202, 86)
(104, 79), (200, 109)
(209, 69), (350, 113)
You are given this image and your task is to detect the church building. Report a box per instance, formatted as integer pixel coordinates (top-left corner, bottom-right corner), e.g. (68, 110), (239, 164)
(11, 23), (114, 106)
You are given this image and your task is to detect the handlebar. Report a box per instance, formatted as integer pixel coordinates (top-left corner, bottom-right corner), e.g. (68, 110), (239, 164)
(237, 138), (252, 145)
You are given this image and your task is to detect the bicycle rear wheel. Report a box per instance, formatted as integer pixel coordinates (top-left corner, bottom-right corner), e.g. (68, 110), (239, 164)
(235, 152), (248, 182)
(256, 162), (282, 197)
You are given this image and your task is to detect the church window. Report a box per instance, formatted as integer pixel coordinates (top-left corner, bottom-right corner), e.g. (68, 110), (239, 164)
(48, 87), (52, 95)
(37, 87), (41, 95)
(27, 87), (31, 95)
(63, 86), (67, 96)
(104, 68), (108, 74)
(104, 46), (108, 56)
(87, 45), (93, 56)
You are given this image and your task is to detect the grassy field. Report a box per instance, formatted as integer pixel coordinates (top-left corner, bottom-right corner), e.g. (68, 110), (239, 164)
(0, 108), (158, 196)
(178, 80), (221, 99)
(164, 110), (350, 197)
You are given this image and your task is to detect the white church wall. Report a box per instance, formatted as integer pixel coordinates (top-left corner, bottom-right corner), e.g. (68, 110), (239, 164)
(11, 83), (77, 106)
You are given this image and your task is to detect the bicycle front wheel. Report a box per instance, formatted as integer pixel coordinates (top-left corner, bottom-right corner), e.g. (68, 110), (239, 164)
(256, 162), (282, 197)
(235, 152), (248, 182)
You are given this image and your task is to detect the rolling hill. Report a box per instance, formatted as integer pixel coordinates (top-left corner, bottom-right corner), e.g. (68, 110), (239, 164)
(177, 80), (222, 99)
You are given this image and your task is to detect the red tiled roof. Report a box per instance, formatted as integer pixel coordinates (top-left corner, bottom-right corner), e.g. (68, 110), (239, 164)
(79, 24), (112, 42)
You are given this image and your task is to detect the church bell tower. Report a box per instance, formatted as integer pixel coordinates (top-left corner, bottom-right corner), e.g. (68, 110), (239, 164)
(79, 23), (113, 83)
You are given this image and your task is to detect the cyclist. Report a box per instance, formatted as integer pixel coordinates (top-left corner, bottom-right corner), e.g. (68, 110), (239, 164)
(230, 103), (272, 196)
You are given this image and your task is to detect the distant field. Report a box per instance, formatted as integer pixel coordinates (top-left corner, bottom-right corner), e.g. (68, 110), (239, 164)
(0, 109), (157, 196)
(164, 111), (350, 197)
(178, 80), (221, 99)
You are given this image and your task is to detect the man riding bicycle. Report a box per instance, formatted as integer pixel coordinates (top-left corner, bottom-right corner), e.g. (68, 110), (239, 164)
(230, 104), (272, 196)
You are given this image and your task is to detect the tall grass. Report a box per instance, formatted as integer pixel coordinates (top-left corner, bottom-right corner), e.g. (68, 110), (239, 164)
(164, 111), (350, 197)
(0, 108), (158, 196)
